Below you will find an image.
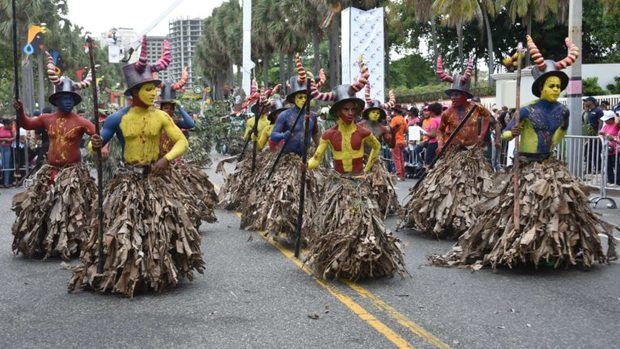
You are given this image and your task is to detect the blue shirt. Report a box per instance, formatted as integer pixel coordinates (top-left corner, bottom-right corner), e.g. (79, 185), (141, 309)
(270, 106), (318, 156)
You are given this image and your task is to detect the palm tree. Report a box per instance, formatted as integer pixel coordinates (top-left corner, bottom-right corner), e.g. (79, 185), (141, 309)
(253, 0), (277, 87)
(432, 0), (497, 85)
(498, 0), (564, 66)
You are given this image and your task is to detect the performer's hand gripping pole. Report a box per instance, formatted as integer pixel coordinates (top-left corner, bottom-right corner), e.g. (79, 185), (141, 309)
(86, 36), (105, 274)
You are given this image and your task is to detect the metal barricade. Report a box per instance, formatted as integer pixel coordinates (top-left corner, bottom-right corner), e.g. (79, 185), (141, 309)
(556, 135), (616, 208)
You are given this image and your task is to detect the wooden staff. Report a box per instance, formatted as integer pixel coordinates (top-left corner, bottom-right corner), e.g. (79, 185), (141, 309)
(512, 42), (524, 229)
(86, 35), (105, 274)
(11, 0), (21, 174)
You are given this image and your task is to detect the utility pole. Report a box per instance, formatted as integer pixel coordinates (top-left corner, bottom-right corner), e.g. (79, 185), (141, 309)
(567, 0), (583, 173)
(242, 0), (254, 95)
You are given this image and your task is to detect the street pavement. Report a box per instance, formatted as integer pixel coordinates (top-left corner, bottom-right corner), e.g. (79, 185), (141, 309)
(0, 155), (619, 348)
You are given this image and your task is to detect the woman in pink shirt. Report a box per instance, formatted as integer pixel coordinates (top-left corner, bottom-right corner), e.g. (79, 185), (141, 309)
(599, 110), (620, 185)
(424, 103), (443, 164)
(0, 119), (16, 187)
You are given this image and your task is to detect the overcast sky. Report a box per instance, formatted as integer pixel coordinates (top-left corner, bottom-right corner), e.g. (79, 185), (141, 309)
(66, 0), (225, 36)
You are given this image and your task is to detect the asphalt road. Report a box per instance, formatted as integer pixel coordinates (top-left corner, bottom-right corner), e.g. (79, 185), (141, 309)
(0, 155), (618, 348)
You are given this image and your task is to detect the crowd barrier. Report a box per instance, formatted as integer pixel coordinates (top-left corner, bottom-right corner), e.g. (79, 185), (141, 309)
(0, 141), (34, 187)
(556, 135), (617, 209)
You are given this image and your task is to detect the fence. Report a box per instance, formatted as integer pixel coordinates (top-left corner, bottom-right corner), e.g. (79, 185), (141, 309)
(0, 140), (35, 187)
(556, 135), (617, 209)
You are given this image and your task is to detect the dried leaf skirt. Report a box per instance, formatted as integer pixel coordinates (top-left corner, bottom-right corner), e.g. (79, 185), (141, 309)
(431, 157), (617, 270)
(305, 173), (407, 280)
(217, 153), (263, 211)
(368, 161), (400, 217)
(400, 147), (493, 238)
(240, 153), (323, 242)
(11, 164), (96, 260)
(68, 168), (205, 297)
(170, 162), (218, 225)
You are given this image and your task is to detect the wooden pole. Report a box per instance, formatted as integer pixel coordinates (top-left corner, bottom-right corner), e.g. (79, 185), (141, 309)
(512, 43), (524, 229)
(86, 36), (106, 274)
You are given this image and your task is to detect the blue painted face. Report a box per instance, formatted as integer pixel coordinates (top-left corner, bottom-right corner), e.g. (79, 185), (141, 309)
(57, 94), (75, 113)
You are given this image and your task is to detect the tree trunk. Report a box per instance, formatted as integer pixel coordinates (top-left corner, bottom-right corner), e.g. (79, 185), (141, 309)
(37, 54), (46, 111)
(525, 10), (532, 67)
(431, 17), (438, 81)
(263, 54), (270, 87)
(328, 13), (341, 88)
(225, 64), (231, 87)
(312, 30), (321, 76)
(287, 53), (293, 80)
(481, 5), (495, 87)
(457, 24), (464, 67)
(279, 50), (286, 89)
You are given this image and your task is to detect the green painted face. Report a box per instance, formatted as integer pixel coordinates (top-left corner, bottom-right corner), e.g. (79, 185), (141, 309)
(540, 76), (561, 102)
(368, 109), (381, 122)
(138, 82), (157, 106)
(294, 93), (307, 109)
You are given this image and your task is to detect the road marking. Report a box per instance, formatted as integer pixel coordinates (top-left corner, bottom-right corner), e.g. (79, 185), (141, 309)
(214, 182), (448, 348)
(344, 281), (450, 349)
(232, 212), (413, 349)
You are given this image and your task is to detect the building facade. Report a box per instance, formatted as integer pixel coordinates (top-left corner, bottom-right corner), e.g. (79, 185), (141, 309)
(168, 18), (203, 88)
(144, 36), (169, 82)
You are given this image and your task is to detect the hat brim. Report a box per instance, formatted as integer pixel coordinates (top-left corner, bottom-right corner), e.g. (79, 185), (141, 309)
(49, 91), (82, 107)
(444, 89), (473, 99)
(362, 107), (387, 120)
(159, 99), (179, 106)
(286, 90), (308, 103)
(329, 98), (365, 118)
(124, 79), (162, 96)
(531, 71), (568, 97)
(269, 107), (288, 121)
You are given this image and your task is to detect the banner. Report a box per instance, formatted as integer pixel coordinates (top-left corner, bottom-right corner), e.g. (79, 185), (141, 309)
(341, 7), (385, 102)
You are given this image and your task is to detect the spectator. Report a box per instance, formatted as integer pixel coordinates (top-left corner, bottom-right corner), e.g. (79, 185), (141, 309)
(599, 110), (620, 185)
(407, 107), (419, 126)
(600, 100), (610, 111)
(583, 96), (602, 135)
(424, 102), (443, 164)
(390, 106), (408, 180)
(583, 96), (603, 174)
(0, 119), (16, 188)
(11, 124), (27, 182)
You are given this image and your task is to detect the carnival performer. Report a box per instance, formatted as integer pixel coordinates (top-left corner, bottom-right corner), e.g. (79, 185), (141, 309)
(399, 56), (493, 239)
(360, 80), (399, 216)
(159, 67), (218, 226)
(68, 36), (204, 297)
(240, 53), (323, 241)
(217, 84), (280, 210)
(304, 67), (407, 280)
(11, 52), (96, 260)
(432, 36), (616, 270)
(257, 96), (287, 152)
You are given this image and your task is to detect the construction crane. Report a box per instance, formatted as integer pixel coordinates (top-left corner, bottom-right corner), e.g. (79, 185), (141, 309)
(106, 0), (186, 63)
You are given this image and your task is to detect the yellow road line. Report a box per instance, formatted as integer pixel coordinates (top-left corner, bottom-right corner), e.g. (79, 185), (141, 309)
(344, 281), (450, 349)
(232, 212), (413, 349)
